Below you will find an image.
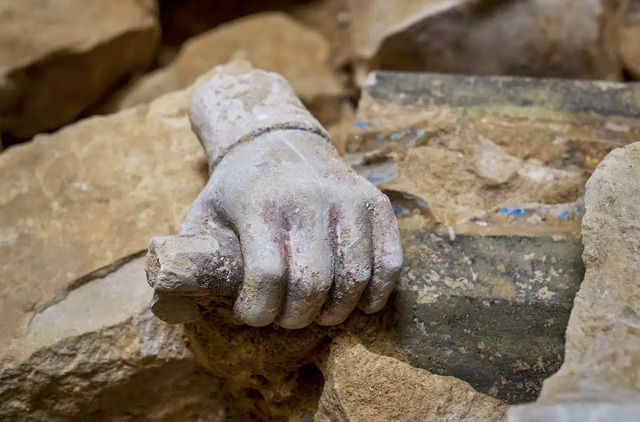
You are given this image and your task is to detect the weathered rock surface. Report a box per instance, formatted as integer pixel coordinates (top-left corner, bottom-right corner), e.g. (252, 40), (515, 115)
(350, 71), (640, 229)
(155, 0), (351, 70)
(316, 341), (507, 422)
(0, 71), (235, 419)
(0, 0), (160, 142)
(619, 0), (640, 79)
(290, 0), (352, 69)
(111, 13), (344, 128)
(0, 258), (230, 421)
(544, 141), (640, 400)
(185, 296), (401, 420)
(348, 71), (640, 402)
(349, 0), (621, 84)
(0, 73), (209, 347)
(509, 142), (640, 419)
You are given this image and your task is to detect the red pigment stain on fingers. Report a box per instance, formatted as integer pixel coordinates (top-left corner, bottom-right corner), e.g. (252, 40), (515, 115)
(328, 203), (343, 265)
(260, 199), (292, 264)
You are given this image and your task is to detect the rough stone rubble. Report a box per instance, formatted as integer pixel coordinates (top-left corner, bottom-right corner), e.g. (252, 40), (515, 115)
(1, 0), (640, 420)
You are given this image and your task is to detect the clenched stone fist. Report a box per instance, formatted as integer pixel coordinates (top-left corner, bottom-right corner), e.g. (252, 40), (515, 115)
(146, 65), (402, 329)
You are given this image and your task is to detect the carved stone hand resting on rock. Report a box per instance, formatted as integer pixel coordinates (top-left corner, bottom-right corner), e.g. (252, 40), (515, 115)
(145, 65), (402, 329)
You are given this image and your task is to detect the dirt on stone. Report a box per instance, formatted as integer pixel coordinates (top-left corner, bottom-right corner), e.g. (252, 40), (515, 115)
(184, 297), (404, 420)
(349, 104), (589, 233)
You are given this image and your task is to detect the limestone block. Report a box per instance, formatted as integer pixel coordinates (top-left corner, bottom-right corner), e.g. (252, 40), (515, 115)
(0, 0), (160, 141)
(158, 0), (352, 69)
(544, 142), (640, 401)
(0, 69), (233, 420)
(509, 142), (640, 419)
(0, 68), (211, 356)
(0, 258), (228, 421)
(315, 341), (507, 422)
(111, 13), (344, 128)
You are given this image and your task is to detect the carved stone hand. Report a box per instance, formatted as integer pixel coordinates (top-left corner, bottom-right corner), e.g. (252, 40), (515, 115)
(146, 65), (402, 328)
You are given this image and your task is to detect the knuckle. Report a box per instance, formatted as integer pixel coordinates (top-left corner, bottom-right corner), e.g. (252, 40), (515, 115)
(234, 302), (277, 327)
(250, 256), (285, 282)
(361, 299), (386, 314)
(373, 191), (392, 208)
(341, 264), (372, 288)
(290, 270), (332, 297)
(380, 250), (403, 274)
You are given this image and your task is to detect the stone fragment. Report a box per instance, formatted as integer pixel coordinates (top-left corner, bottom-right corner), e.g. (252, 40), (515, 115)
(184, 297), (401, 420)
(348, 71), (640, 402)
(290, 0), (352, 69)
(0, 257), (229, 421)
(315, 340), (507, 422)
(0, 69), (211, 351)
(472, 138), (522, 185)
(0, 0), (160, 142)
(543, 141), (640, 398)
(348, 0), (621, 84)
(111, 13), (344, 128)
(619, 0), (640, 79)
(508, 142), (640, 421)
(0, 70), (233, 420)
(154, 0), (352, 70)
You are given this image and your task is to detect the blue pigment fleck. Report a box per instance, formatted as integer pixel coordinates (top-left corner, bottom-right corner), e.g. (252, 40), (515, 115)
(392, 204), (409, 215)
(557, 211), (569, 219)
(377, 134), (384, 145)
(390, 130), (409, 141)
(353, 121), (368, 128)
(499, 207), (525, 217)
(367, 171), (397, 185)
(408, 128), (425, 144)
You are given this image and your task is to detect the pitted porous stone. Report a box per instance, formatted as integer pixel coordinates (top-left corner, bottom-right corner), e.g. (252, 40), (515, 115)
(508, 142), (640, 420)
(316, 341), (507, 422)
(0, 258), (230, 421)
